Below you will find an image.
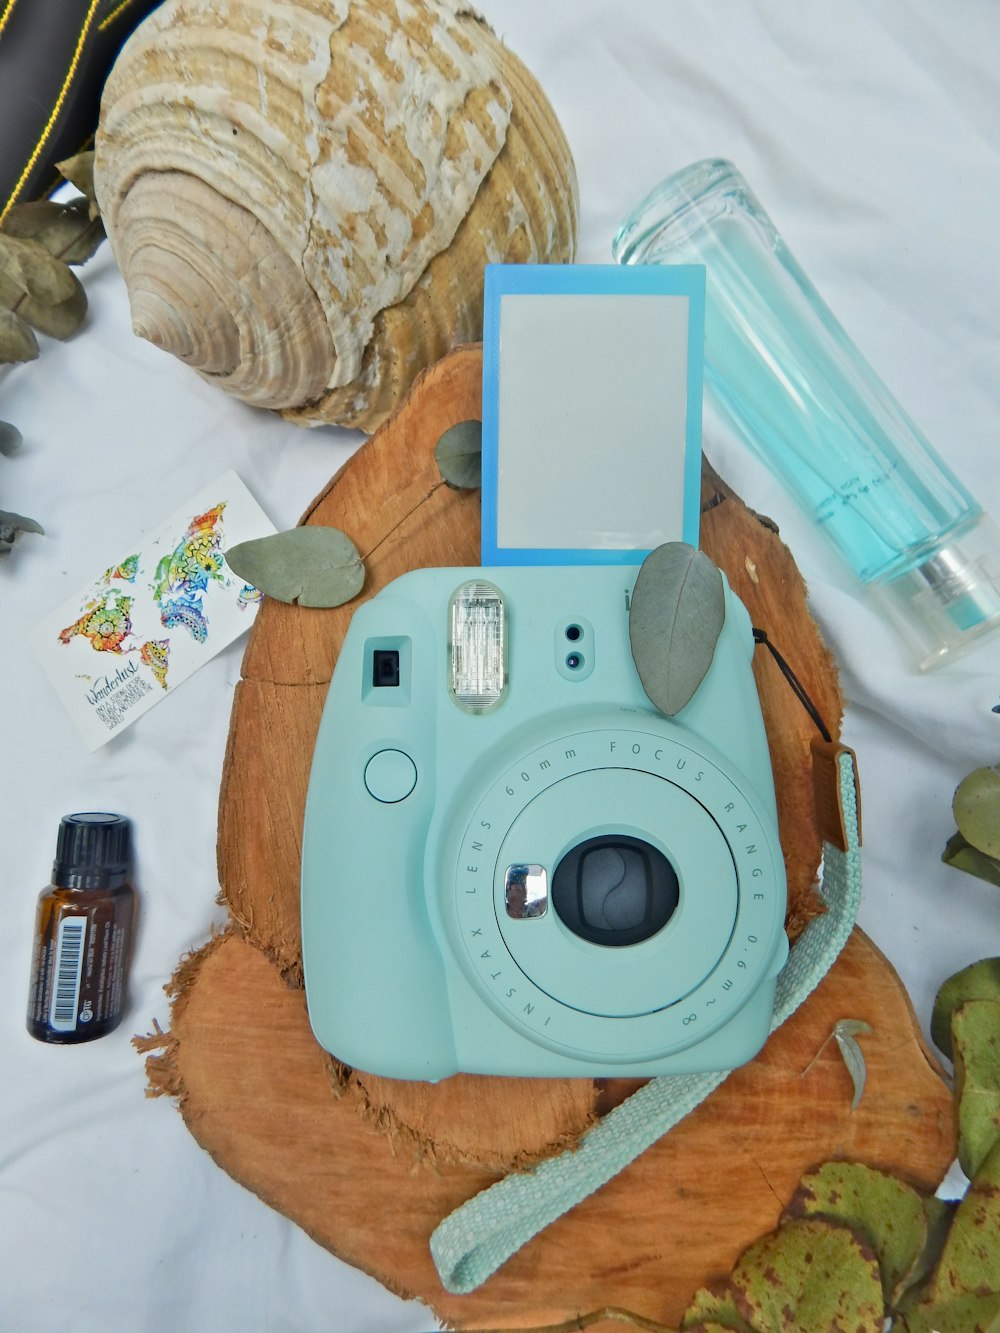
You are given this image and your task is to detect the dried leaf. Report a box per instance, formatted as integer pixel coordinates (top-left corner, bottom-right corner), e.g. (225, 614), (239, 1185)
(729, 1217), (884, 1332)
(629, 543), (726, 717)
(0, 235), (87, 338)
(2, 198), (106, 265)
(0, 305), (39, 363)
(0, 234), (79, 305)
(435, 419), (482, 490)
(932, 958), (1000, 1059)
(953, 765), (1000, 858)
(0, 421), (22, 455)
(783, 1160), (932, 1306)
(952, 999), (1000, 1179)
(942, 832), (1000, 888)
(224, 527), (365, 608)
(920, 1138), (1000, 1309)
(56, 151), (98, 204)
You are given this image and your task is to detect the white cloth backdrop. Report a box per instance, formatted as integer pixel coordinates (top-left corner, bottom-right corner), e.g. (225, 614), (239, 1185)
(3, 2), (999, 1328)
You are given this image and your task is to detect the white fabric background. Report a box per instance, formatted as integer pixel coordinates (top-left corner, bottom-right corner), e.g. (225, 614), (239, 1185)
(3, 2), (999, 1328)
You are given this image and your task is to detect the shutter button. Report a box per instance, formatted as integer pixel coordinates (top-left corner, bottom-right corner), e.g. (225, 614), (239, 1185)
(364, 749), (417, 803)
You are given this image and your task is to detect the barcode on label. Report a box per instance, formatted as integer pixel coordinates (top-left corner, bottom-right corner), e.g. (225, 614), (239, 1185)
(49, 916), (87, 1031)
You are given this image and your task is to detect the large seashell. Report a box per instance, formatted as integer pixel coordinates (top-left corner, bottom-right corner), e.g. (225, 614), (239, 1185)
(94, 0), (578, 431)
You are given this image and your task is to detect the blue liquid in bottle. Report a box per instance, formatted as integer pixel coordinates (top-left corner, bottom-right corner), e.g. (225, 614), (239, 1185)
(613, 160), (1000, 666)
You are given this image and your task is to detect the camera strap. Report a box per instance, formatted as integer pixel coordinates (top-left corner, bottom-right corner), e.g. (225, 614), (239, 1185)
(430, 744), (863, 1294)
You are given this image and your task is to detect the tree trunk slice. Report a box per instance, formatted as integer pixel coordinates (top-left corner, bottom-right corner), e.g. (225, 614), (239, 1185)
(143, 926), (952, 1331)
(135, 342), (955, 1326)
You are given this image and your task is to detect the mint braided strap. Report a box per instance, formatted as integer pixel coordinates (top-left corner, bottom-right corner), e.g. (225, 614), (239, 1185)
(430, 750), (862, 1294)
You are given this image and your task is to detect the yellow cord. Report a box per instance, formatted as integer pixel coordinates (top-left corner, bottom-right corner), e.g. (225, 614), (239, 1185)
(0, 0), (18, 43)
(0, 0), (102, 225)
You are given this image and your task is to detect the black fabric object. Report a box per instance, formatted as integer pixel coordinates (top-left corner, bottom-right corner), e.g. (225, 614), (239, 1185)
(0, 0), (164, 220)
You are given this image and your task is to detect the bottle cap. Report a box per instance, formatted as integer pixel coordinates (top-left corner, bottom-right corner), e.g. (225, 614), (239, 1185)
(868, 513), (1000, 670)
(53, 812), (132, 890)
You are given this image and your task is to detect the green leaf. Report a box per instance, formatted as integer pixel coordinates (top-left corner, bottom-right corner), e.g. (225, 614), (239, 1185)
(2, 197), (106, 265)
(729, 1217), (884, 1332)
(435, 419), (482, 490)
(223, 527), (365, 608)
(932, 958), (1000, 1059)
(831, 1019), (872, 1110)
(629, 542), (726, 717)
(0, 305), (39, 363)
(782, 1160), (933, 1306)
(898, 1291), (1000, 1332)
(953, 765), (1000, 858)
(682, 1285), (754, 1330)
(925, 1137), (1000, 1305)
(0, 421), (23, 454)
(943, 832), (1000, 888)
(952, 999), (1000, 1178)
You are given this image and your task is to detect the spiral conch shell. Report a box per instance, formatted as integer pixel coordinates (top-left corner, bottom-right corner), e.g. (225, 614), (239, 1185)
(93, 0), (578, 431)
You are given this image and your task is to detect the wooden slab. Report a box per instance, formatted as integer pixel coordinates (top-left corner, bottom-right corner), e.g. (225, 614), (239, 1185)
(139, 344), (954, 1329)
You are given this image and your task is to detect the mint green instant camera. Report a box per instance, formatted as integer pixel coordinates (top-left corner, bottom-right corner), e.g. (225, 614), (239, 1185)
(301, 563), (788, 1080)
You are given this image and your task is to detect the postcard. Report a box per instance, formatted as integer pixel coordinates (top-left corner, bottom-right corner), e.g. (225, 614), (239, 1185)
(32, 471), (275, 749)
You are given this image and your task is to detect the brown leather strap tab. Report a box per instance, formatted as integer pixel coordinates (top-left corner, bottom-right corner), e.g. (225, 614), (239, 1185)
(811, 739), (862, 852)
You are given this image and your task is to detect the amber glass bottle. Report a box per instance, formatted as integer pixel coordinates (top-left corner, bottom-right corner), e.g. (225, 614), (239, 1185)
(26, 813), (136, 1044)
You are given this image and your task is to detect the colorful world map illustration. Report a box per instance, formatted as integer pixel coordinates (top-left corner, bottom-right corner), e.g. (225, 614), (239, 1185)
(58, 502), (231, 689)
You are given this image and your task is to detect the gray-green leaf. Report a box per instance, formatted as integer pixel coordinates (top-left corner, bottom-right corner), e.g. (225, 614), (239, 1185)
(0, 305), (39, 363)
(932, 958), (1000, 1060)
(435, 419), (482, 490)
(0, 235), (87, 338)
(0, 509), (44, 554)
(57, 151), (99, 207)
(224, 527), (365, 608)
(629, 542), (725, 716)
(953, 765), (1000, 858)
(834, 1019), (872, 1110)
(0, 421), (23, 454)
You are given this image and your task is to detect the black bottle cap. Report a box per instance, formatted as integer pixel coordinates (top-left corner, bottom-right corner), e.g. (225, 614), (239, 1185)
(53, 812), (132, 890)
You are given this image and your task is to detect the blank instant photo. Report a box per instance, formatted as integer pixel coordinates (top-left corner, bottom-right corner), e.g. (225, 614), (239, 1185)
(481, 264), (705, 566)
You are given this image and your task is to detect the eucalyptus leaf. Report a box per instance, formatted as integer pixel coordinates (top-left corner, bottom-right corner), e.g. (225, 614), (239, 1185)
(782, 1160), (931, 1306)
(833, 1018), (872, 1110)
(729, 1217), (884, 1332)
(2, 198), (106, 265)
(942, 832), (1000, 888)
(920, 1137), (1000, 1306)
(224, 527), (365, 608)
(629, 542), (725, 717)
(0, 421), (23, 455)
(0, 305), (39, 363)
(931, 958), (1000, 1059)
(435, 419), (482, 490)
(952, 999), (1000, 1179)
(0, 509), (44, 554)
(953, 765), (1000, 858)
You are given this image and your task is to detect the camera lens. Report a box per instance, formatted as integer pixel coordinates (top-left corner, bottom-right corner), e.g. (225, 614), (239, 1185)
(552, 834), (678, 947)
(565, 624), (582, 641)
(566, 652), (583, 669)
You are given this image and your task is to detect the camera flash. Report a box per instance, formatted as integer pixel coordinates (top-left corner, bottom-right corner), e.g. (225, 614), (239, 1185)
(449, 580), (507, 713)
